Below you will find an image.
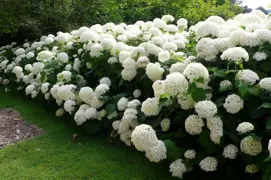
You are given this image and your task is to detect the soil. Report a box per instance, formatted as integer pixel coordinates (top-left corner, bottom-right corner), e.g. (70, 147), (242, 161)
(0, 108), (44, 148)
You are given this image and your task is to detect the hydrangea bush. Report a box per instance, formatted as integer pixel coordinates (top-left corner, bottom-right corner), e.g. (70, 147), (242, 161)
(0, 11), (271, 179)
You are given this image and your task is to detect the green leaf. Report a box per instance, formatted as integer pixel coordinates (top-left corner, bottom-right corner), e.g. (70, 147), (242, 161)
(105, 104), (116, 115)
(188, 82), (206, 102)
(247, 87), (260, 96)
(258, 102), (271, 109)
(264, 157), (271, 163)
(249, 133), (263, 141)
(266, 120), (271, 130)
(214, 69), (226, 77)
(163, 139), (183, 161)
(235, 80), (248, 97)
(160, 93), (170, 99)
(199, 129), (216, 154)
(215, 96), (225, 107)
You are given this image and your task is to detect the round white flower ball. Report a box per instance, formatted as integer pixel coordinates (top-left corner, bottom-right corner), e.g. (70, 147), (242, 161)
(219, 80), (232, 91)
(236, 69), (259, 85)
(223, 144), (238, 159)
(221, 47), (249, 63)
(164, 72), (189, 97)
(146, 62), (165, 82)
(99, 77), (111, 86)
(223, 94), (244, 114)
(141, 98), (160, 116)
(183, 62), (209, 85)
(199, 157), (218, 172)
(169, 159), (187, 179)
(57, 52), (69, 63)
(133, 89), (141, 98)
(112, 120), (121, 131)
(259, 77), (271, 92)
(145, 140), (167, 163)
(117, 97), (129, 111)
(236, 122), (254, 134)
(185, 115), (204, 135)
(158, 50), (170, 63)
(245, 164), (259, 174)
(240, 136), (262, 156)
(160, 118), (170, 132)
(131, 124), (158, 152)
(194, 100), (217, 118)
(184, 149), (196, 159)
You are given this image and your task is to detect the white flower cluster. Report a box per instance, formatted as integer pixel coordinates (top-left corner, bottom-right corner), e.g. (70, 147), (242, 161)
(199, 157), (218, 172)
(240, 136), (262, 156)
(193, 10), (271, 63)
(169, 159), (187, 179)
(245, 164), (259, 174)
(223, 94), (244, 114)
(236, 122), (254, 134)
(223, 144), (238, 159)
(131, 124), (167, 163)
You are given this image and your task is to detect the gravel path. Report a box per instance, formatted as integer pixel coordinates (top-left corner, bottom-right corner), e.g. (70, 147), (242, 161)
(0, 108), (43, 148)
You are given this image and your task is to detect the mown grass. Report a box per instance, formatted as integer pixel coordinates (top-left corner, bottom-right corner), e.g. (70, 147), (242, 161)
(0, 88), (174, 180)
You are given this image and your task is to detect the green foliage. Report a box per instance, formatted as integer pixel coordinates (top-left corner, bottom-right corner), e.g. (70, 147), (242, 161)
(0, 0), (242, 45)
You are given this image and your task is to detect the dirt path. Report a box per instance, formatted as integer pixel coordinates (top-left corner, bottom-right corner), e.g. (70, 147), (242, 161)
(0, 108), (43, 148)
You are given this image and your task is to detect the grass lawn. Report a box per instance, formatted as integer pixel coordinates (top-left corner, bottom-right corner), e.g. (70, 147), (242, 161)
(0, 88), (175, 180)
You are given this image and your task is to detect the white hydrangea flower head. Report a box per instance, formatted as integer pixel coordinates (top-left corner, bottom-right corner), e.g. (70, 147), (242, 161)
(161, 15), (174, 22)
(84, 107), (98, 119)
(90, 96), (104, 109)
(195, 101), (217, 119)
(119, 51), (131, 64)
(184, 150), (196, 159)
(32, 62), (45, 75)
(259, 78), (271, 91)
(245, 164), (259, 174)
(108, 57), (118, 64)
(141, 98), (160, 116)
(236, 122), (254, 134)
(74, 110), (87, 125)
(133, 89), (141, 98)
(94, 84), (109, 97)
(57, 71), (72, 82)
(195, 21), (220, 38)
(206, 116), (223, 144)
(117, 97), (129, 111)
(223, 144), (238, 159)
(164, 72), (189, 97)
(152, 80), (165, 99)
(99, 77), (111, 86)
(220, 47), (249, 63)
(136, 56), (149, 69)
(183, 62), (209, 86)
(236, 69), (259, 85)
(169, 62), (187, 74)
(131, 124), (158, 152)
(146, 62), (164, 82)
(50, 84), (60, 99)
(219, 80), (232, 91)
(240, 136), (262, 156)
(25, 84), (35, 95)
(158, 50), (170, 62)
(160, 118), (170, 132)
(169, 159), (187, 179)
(64, 100), (76, 114)
(177, 93), (195, 110)
(223, 94), (244, 114)
(56, 108), (65, 117)
(185, 115), (204, 135)
(127, 99), (141, 109)
(145, 140), (167, 163)
(112, 120), (121, 131)
(121, 68), (137, 81)
(37, 50), (54, 61)
(79, 87), (94, 105)
(253, 52), (267, 61)
(31, 91), (38, 98)
(122, 58), (136, 69)
(57, 52), (69, 63)
(199, 157), (218, 172)
(57, 84), (76, 101)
